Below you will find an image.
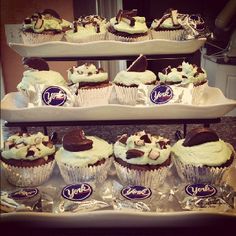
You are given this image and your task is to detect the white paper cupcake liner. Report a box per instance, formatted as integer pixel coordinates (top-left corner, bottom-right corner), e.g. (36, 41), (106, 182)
(65, 31), (106, 43)
(107, 31), (150, 42)
(21, 31), (64, 44)
(56, 157), (113, 184)
(151, 29), (185, 40)
(76, 85), (113, 107)
(192, 81), (208, 105)
(172, 156), (232, 184)
(2, 160), (55, 187)
(114, 160), (172, 189)
(114, 85), (138, 105)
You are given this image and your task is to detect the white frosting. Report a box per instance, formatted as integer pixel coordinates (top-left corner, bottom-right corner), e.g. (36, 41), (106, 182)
(2, 132), (55, 161)
(114, 70), (156, 86)
(114, 133), (171, 165)
(17, 70), (67, 92)
(68, 64), (108, 84)
(55, 136), (113, 167)
(109, 16), (148, 34)
(158, 62), (207, 85)
(172, 139), (233, 167)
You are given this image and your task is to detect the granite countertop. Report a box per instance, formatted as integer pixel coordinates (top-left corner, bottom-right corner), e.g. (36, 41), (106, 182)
(2, 117), (236, 149)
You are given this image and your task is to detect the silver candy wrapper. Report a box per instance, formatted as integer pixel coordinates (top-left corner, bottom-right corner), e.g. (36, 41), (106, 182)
(0, 188), (42, 213)
(136, 83), (195, 106)
(111, 180), (158, 212)
(27, 84), (75, 107)
(53, 181), (112, 213)
(167, 183), (236, 212)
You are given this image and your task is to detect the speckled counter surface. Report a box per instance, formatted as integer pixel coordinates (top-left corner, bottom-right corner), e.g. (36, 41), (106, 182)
(2, 116), (236, 149)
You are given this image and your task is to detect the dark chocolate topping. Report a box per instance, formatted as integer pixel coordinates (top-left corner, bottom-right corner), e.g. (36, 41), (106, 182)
(140, 134), (151, 143)
(126, 149), (144, 159)
(62, 129), (93, 152)
(118, 134), (128, 145)
(23, 57), (49, 71)
(42, 9), (61, 19)
(127, 54), (147, 72)
(183, 127), (219, 147)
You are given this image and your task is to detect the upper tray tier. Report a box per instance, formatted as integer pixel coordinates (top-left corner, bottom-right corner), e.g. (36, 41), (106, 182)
(1, 87), (236, 122)
(5, 25), (206, 58)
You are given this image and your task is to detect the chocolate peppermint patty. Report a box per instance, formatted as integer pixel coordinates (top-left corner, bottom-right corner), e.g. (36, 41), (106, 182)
(114, 156), (171, 171)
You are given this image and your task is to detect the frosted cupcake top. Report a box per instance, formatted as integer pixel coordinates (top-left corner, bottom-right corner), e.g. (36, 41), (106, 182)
(55, 129), (113, 167)
(22, 9), (71, 33)
(114, 130), (171, 165)
(67, 15), (108, 37)
(158, 61), (207, 86)
(2, 132), (55, 161)
(114, 55), (156, 86)
(17, 57), (67, 92)
(109, 9), (148, 34)
(172, 127), (234, 167)
(151, 9), (183, 30)
(67, 63), (108, 84)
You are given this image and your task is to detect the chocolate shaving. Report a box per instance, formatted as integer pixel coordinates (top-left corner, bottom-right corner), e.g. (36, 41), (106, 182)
(118, 134), (128, 145)
(23, 57), (49, 71)
(127, 54), (147, 72)
(126, 149), (144, 159)
(140, 134), (151, 143)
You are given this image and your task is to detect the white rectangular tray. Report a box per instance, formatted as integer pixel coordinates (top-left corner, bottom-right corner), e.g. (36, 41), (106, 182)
(5, 24), (206, 58)
(1, 87), (236, 122)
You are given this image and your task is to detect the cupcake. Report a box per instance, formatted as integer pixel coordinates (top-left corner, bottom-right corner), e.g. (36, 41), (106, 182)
(172, 127), (235, 184)
(107, 9), (149, 42)
(17, 57), (75, 107)
(55, 129), (113, 184)
(21, 9), (71, 44)
(1, 132), (56, 187)
(150, 9), (185, 40)
(158, 61), (208, 104)
(65, 15), (108, 43)
(68, 63), (112, 106)
(113, 54), (156, 105)
(114, 130), (172, 189)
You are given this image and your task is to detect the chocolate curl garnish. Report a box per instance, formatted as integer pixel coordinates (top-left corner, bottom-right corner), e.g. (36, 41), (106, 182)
(140, 134), (151, 143)
(127, 55), (147, 72)
(4, 141), (15, 150)
(116, 9), (137, 24)
(42, 9), (61, 20)
(23, 57), (49, 71)
(121, 15), (135, 27)
(117, 134), (128, 145)
(126, 149), (144, 159)
(50, 132), (58, 144)
(34, 18), (44, 29)
(24, 18), (32, 24)
(73, 21), (78, 33)
(183, 127), (219, 147)
(123, 9), (138, 17)
(148, 149), (160, 160)
(116, 9), (123, 22)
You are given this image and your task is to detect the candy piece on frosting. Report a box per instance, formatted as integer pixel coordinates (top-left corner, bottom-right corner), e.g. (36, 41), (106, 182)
(183, 127), (219, 147)
(63, 129), (93, 152)
(127, 54), (147, 72)
(23, 57), (49, 71)
(126, 149), (145, 159)
(118, 134), (128, 145)
(42, 9), (61, 20)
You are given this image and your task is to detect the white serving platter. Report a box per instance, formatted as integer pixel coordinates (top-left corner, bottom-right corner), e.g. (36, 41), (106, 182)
(5, 24), (206, 58)
(1, 87), (236, 122)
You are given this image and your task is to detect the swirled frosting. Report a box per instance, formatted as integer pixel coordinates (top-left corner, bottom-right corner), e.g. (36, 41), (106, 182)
(114, 131), (171, 165)
(114, 70), (156, 86)
(67, 63), (108, 84)
(158, 62), (207, 86)
(22, 10), (71, 33)
(109, 16), (148, 34)
(55, 136), (113, 167)
(2, 132), (55, 161)
(172, 139), (233, 167)
(17, 70), (67, 92)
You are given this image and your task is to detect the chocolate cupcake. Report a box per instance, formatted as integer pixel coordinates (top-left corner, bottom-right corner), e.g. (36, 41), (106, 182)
(107, 9), (149, 42)
(114, 130), (172, 189)
(1, 132), (56, 187)
(150, 9), (185, 40)
(21, 9), (71, 44)
(113, 54), (156, 105)
(172, 127), (235, 184)
(67, 63), (112, 106)
(55, 128), (113, 184)
(65, 15), (108, 43)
